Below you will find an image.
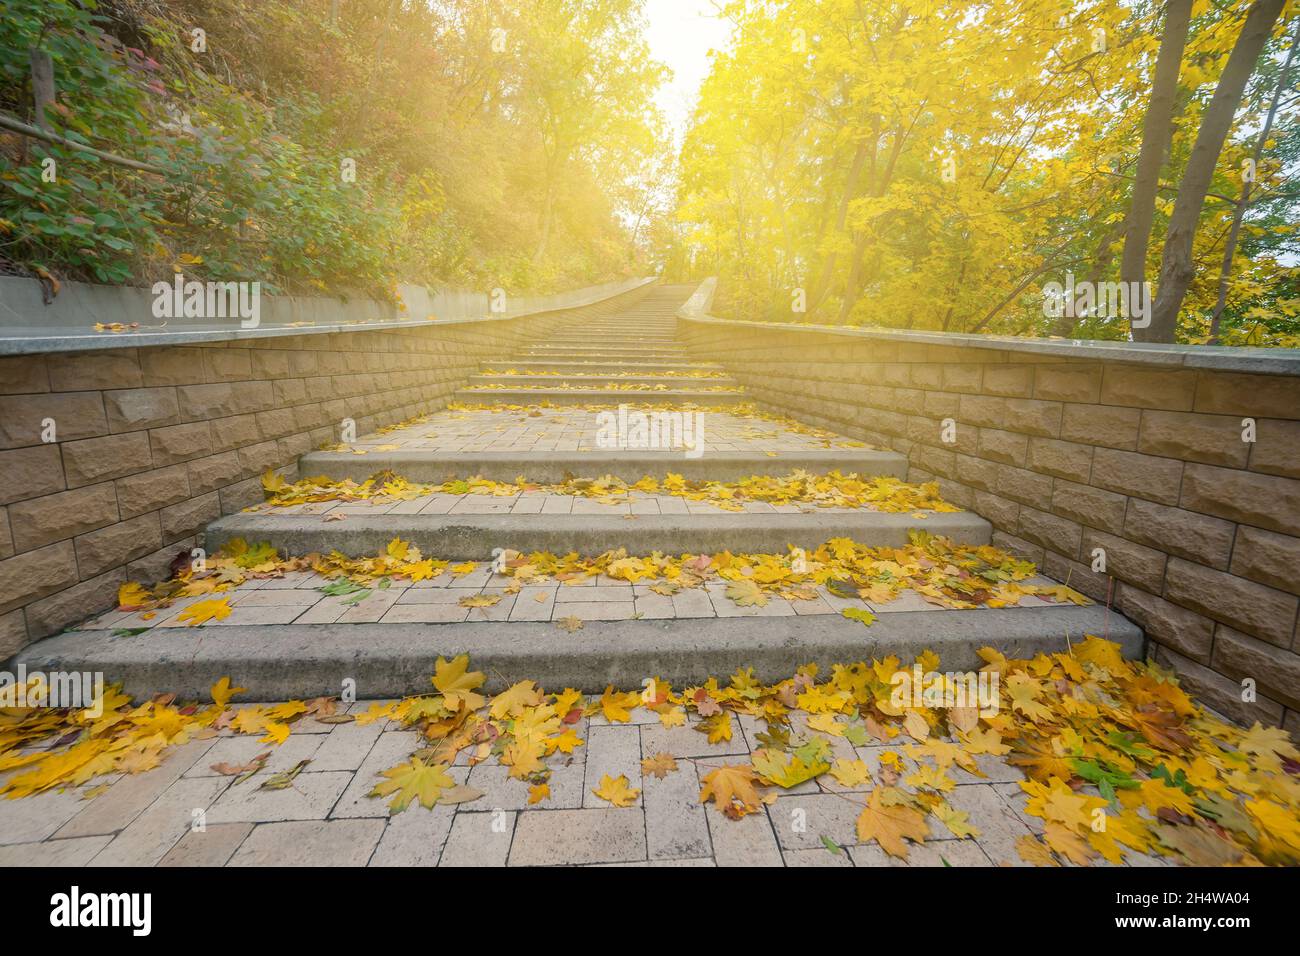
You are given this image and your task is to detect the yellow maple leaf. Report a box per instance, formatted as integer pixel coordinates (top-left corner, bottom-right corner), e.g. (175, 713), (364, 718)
(490, 681), (544, 719)
(178, 598), (232, 627)
(856, 788), (928, 858)
(641, 752), (679, 778)
(658, 706), (687, 728)
(699, 764), (764, 818)
(210, 677), (246, 711)
(370, 758), (453, 812)
(591, 773), (640, 807)
(431, 655), (486, 711)
(829, 759), (872, 788)
(600, 686), (641, 723)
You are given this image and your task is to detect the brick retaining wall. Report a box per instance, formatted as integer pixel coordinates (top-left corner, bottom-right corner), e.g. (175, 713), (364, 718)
(0, 283), (651, 655)
(681, 315), (1300, 732)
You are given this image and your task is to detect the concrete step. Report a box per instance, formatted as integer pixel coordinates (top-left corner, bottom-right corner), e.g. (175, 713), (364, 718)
(480, 361), (725, 375)
(465, 373), (739, 388)
(16, 605), (1142, 700)
(517, 349), (691, 361)
(510, 356), (691, 367)
(296, 446), (910, 483)
(204, 509), (991, 560)
(538, 335), (681, 343)
(452, 387), (746, 406)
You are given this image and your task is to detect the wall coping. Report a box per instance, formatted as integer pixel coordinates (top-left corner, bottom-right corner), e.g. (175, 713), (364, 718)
(0, 275), (658, 356)
(677, 279), (1300, 376)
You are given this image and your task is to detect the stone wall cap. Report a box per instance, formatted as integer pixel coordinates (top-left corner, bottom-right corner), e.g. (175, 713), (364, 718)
(677, 280), (1300, 375)
(0, 275), (657, 356)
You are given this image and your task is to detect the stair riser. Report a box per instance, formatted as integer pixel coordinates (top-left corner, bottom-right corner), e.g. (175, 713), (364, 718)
(453, 389), (747, 405)
(16, 608), (1143, 700)
(518, 351), (689, 360)
(484, 363), (722, 374)
(297, 449), (910, 482)
(204, 511), (992, 561)
(466, 375), (737, 388)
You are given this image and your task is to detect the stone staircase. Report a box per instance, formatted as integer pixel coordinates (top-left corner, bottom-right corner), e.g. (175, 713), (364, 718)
(452, 285), (748, 406)
(17, 282), (1140, 699)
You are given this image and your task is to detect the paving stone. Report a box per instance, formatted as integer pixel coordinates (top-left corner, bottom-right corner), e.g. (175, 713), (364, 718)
(0, 785), (90, 844)
(158, 822), (253, 867)
(788, 713), (859, 763)
(381, 603), (470, 624)
(709, 583), (795, 617)
(367, 778), (465, 868)
(643, 758), (711, 860)
(588, 706), (661, 726)
(768, 792), (866, 851)
(633, 593), (676, 619)
(849, 839), (992, 867)
(705, 800), (783, 867)
(671, 589), (716, 617)
(783, 846), (854, 866)
(330, 731), (420, 818)
(950, 752), (1027, 785)
(438, 810), (516, 867)
(209, 604), (306, 626)
(308, 719), (386, 772)
(90, 776), (229, 866)
(554, 601), (635, 621)
(508, 808), (647, 866)
(205, 770), (353, 824)
(466, 761), (585, 811)
(232, 588), (321, 607)
(641, 719), (750, 759)
(228, 819), (385, 866)
(0, 835), (112, 866)
(336, 587), (406, 623)
(555, 585), (633, 603)
(509, 585), (556, 621)
(55, 737), (216, 838)
(947, 783), (1035, 866)
(870, 590), (949, 613)
(992, 781), (1042, 834)
(583, 724), (643, 808)
(185, 732), (322, 777)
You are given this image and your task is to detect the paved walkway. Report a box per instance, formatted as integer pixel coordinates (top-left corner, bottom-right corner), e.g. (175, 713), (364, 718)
(0, 701), (1173, 867)
(81, 566), (1066, 632)
(338, 405), (869, 455)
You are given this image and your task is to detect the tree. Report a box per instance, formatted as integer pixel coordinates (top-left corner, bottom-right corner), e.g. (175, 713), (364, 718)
(1141, 0), (1288, 342)
(1120, 0), (1193, 330)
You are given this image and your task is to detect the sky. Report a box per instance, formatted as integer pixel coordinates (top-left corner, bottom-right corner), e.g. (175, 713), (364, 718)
(642, 0), (735, 144)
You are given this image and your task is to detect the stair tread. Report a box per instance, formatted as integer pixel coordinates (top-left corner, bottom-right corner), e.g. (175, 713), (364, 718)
(22, 605), (1141, 699)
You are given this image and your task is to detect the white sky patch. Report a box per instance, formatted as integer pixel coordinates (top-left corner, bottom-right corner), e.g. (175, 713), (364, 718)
(644, 0), (734, 145)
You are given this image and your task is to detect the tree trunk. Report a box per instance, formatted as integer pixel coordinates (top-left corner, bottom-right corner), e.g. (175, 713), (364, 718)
(1121, 0), (1192, 300)
(1141, 0), (1286, 342)
(1208, 16), (1300, 343)
(29, 49), (55, 131)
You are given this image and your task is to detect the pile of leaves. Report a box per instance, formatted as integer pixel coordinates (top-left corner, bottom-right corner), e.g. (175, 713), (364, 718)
(260, 468), (962, 514)
(4, 644), (1296, 867)
(111, 532), (1086, 629)
(0, 677), (341, 798)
